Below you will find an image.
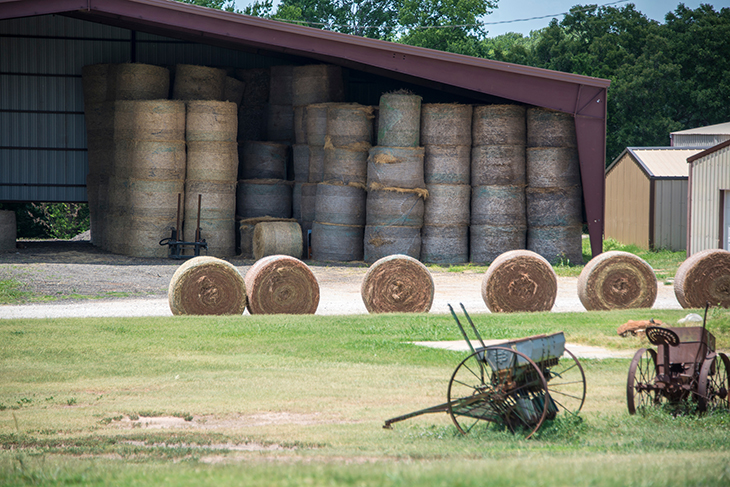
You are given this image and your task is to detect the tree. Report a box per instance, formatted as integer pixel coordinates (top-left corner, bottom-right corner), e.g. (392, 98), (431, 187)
(175, 0), (236, 12)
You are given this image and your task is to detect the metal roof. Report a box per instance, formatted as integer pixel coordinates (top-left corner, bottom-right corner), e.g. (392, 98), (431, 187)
(687, 139), (730, 164)
(606, 147), (705, 180)
(671, 121), (730, 136)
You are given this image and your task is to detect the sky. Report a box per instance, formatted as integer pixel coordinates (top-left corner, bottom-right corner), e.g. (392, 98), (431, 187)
(232, 0), (730, 37)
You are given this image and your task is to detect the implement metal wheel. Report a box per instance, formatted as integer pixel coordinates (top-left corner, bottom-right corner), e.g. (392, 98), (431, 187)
(697, 352), (730, 412)
(545, 348), (586, 418)
(627, 348), (661, 414)
(447, 347), (549, 439)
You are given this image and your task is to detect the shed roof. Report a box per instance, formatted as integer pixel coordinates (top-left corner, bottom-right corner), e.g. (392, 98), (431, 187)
(671, 121), (730, 137)
(607, 147), (704, 180)
(687, 139), (730, 164)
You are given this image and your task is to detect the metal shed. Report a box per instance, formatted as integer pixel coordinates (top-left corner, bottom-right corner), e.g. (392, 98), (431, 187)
(671, 121), (730, 149)
(687, 140), (730, 255)
(605, 147), (704, 251)
(0, 0), (610, 257)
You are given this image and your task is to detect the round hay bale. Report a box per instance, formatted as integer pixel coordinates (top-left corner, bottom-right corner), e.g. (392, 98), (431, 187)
(305, 103), (331, 146)
(236, 179), (293, 219)
(471, 145), (526, 186)
(253, 221), (303, 260)
(186, 100), (238, 142)
(527, 225), (584, 265)
(311, 222), (364, 262)
(314, 183), (366, 226)
(235, 67), (270, 105)
(124, 178), (184, 219)
(420, 103), (473, 146)
(168, 256), (246, 315)
(186, 140), (237, 182)
(113, 100), (186, 141)
(238, 104), (267, 141)
(183, 217), (236, 257)
(82, 64), (111, 104)
(326, 103), (374, 147)
(0, 210), (17, 252)
(172, 64), (226, 101)
(119, 215), (177, 258)
(674, 249), (730, 308)
(245, 255), (320, 314)
(108, 63), (170, 101)
(526, 108), (577, 147)
(239, 141), (288, 180)
(367, 146), (425, 189)
(366, 189), (425, 227)
(292, 144), (310, 182)
(294, 105), (307, 144)
(578, 251), (657, 311)
(525, 186), (583, 227)
(267, 104), (294, 143)
(421, 225), (468, 264)
(424, 144), (471, 185)
(292, 64), (345, 106)
(471, 185), (526, 226)
(292, 181), (303, 221)
(481, 250), (557, 313)
(269, 65), (293, 105)
(85, 101), (115, 143)
(300, 182), (318, 222)
(239, 217), (296, 259)
(424, 184), (470, 226)
(470, 224), (526, 264)
(361, 254), (434, 313)
(526, 147), (581, 188)
(223, 76), (245, 106)
(363, 225), (421, 263)
(377, 92), (422, 147)
(113, 139), (187, 180)
(472, 105), (526, 146)
(308, 145), (325, 183)
(323, 146), (369, 186)
(185, 180), (236, 221)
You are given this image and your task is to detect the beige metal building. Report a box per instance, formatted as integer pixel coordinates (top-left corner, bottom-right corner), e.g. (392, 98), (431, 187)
(687, 140), (730, 255)
(671, 121), (730, 148)
(605, 147), (704, 251)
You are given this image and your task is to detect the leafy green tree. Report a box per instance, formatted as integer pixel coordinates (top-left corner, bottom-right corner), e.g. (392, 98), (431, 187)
(175, 0), (236, 12)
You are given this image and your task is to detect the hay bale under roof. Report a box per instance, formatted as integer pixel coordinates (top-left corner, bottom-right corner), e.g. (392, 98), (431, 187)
(674, 249), (730, 308)
(245, 255), (320, 314)
(361, 254), (434, 313)
(578, 251), (657, 311)
(481, 250), (557, 313)
(168, 256), (247, 315)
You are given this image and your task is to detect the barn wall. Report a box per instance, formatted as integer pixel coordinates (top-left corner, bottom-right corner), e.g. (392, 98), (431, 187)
(605, 153), (651, 248)
(689, 144), (730, 254)
(653, 179), (687, 251)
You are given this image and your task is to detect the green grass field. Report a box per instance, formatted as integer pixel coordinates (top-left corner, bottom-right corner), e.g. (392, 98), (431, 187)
(1, 309), (729, 486)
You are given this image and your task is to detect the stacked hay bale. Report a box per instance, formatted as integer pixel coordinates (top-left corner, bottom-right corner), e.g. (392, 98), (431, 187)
(311, 103), (373, 261)
(526, 108), (583, 264)
(470, 105), (527, 263)
(235, 67), (269, 142)
(420, 104), (472, 264)
(364, 92), (426, 263)
(267, 65), (294, 144)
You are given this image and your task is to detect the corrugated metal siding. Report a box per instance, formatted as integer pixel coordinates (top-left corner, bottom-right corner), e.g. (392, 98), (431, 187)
(673, 134), (730, 148)
(631, 148), (698, 178)
(653, 179), (687, 251)
(689, 144), (730, 254)
(605, 153), (651, 248)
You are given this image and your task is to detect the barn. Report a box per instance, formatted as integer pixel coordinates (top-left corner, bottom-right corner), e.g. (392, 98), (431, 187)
(0, 0), (610, 262)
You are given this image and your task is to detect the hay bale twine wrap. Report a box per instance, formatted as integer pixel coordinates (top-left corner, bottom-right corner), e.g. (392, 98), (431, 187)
(424, 144), (471, 185)
(526, 147), (581, 188)
(113, 139), (187, 180)
(292, 144), (310, 182)
(238, 104), (267, 141)
(245, 255), (320, 314)
(377, 92), (422, 147)
(421, 225), (468, 264)
(236, 179), (293, 219)
(311, 222), (364, 262)
(323, 145), (369, 186)
(172, 64), (226, 101)
(0, 210), (17, 252)
(470, 224), (527, 264)
(420, 103), (473, 146)
(364, 225), (421, 263)
(108, 63), (170, 101)
(269, 65), (293, 105)
(308, 145), (325, 183)
(223, 76), (245, 106)
(367, 146), (425, 189)
(186, 141), (237, 182)
(526, 108), (577, 147)
(294, 105), (307, 144)
(253, 221), (302, 260)
(292, 64), (344, 106)
(361, 254), (434, 313)
(471, 145), (526, 186)
(114, 100), (186, 141)
(366, 189), (425, 227)
(186, 101), (238, 142)
(481, 250), (557, 313)
(578, 251), (657, 311)
(314, 183), (366, 226)
(472, 105), (526, 146)
(235, 67), (269, 105)
(168, 256), (246, 315)
(471, 185), (526, 226)
(424, 184), (470, 226)
(267, 104), (294, 143)
(326, 104), (374, 147)
(239, 217), (296, 259)
(305, 103), (331, 146)
(674, 249), (730, 308)
(527, 225), (583, 265)
(239, 141), (288, 180)
(82, 64), (111, 104)
(525, 186), (583, 227)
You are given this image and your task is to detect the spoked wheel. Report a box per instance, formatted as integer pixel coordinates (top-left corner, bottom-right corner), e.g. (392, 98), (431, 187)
(447, 347), (549, 439)
(697, 352), (730, 412)
(544, 348), (586, 419)
(627, 348), (661, 414)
